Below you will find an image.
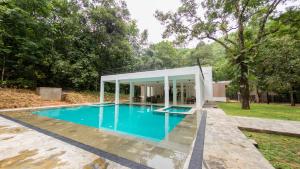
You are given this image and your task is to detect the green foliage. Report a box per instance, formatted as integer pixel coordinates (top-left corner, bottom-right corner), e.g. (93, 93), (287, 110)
(1, 0), (230, 91)
(1, 0), (298, 101)
(253, 9), (300, 105)
(155, 0), (297, 109)
(0, 0), (139, 90)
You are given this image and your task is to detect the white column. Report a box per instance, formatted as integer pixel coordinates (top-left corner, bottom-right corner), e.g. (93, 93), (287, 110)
(143, 84), (147, 103)
(181, 82), (184, 104)
(147, 86), (151, 97)
(186, 85), (189, 98)
(172, 80), (177, 105)
(164, 76), (169, 107)
(100, 80), (104, 103)
(195, 73), (201, 109)
(115, 79), (120, 104)
(129, 82), (134, 104)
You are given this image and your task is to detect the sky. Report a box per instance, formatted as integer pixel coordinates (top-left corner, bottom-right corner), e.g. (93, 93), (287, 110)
(125, 0), (299, 48)
(125, 0), (187, 46)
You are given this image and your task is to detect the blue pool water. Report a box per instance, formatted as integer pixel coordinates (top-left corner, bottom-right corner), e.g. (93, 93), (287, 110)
(33, 104), (185, 142)
(164, 106), (191, 113)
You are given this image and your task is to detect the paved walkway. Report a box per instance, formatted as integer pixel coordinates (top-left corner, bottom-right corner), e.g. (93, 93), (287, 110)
(0, 117), (127, 169)
(231, 116), (300, 136)
(203, 108), (274, 169)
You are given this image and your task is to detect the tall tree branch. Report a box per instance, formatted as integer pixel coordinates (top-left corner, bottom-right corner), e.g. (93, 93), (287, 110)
(256, 0), (282, 42)
(206, 35), (232, 51)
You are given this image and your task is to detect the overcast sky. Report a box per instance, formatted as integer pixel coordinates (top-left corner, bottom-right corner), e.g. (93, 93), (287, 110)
(125, 0), (299, 48)
(125, 0), (186, 46)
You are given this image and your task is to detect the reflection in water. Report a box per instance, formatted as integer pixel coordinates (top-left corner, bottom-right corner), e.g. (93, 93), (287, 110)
(114, 104), (119, 130)
(98, 106), (103, 129)
(165, 113), (169, 141)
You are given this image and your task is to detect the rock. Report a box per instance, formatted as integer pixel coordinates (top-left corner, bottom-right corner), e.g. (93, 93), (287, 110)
(249, 139), (258, 147)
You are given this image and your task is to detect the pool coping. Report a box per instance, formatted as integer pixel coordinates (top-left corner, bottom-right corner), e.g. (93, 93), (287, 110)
(0, 102), (100, 113)
(0, 104), (202, 169)
(155, 106), (196, 115)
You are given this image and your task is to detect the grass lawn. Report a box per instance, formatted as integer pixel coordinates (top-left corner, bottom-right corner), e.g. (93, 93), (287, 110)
(218, 102), (300, 121)
(243, 131), (300, 169)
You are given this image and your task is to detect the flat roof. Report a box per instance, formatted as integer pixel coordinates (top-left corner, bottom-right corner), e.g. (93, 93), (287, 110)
(101, 66), (211, 83)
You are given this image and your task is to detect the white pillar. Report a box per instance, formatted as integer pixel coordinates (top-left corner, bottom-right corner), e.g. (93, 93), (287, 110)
(143, 84), (147, 103)
(195, 73), (201, 109)
(172, 80), (177, 105)
(115, 79), (120, 104)
(186, 85), (189, 98)
(129, 82), (134, 104)
(100, 80), (104, 103)
(147, 86), (151, 97)
(181, 82), (184, 104)
(164, 76), (169, 107)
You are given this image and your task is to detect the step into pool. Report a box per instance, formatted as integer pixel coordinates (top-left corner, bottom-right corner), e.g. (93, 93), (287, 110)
(33, 104), (185, 142)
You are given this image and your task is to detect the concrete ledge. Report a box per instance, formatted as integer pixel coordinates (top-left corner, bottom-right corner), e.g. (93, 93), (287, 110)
(0, 102), (99, 113)
(36, 87), (62, 101)
(239, 126), (300, 138)
(232, 116), (300, 137)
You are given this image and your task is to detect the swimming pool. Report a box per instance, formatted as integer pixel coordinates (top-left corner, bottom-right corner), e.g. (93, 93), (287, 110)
(33, 104), (185, 142)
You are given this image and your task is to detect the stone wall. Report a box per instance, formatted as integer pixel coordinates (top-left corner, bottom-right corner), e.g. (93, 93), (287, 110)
(36, 87), (62, 101)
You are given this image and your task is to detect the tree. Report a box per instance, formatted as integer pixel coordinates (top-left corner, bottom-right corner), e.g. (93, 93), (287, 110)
(254, 9), (300, 106)
(155, 0), (293, 109)
(188, 42), (214, 66)
(138, 41), (182, 70)
(0, 0), (139, 90)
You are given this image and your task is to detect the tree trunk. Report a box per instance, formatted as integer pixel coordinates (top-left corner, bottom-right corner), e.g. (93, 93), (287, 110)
(290, 87), (295, 106)
(240, 62), (250, 109)
(266, 91), (270, 104)
(256, 88), (261, 103)
(236, 4), (250, 110)
(1, 55), (5, 83)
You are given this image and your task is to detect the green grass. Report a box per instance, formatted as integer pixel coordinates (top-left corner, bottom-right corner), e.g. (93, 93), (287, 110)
(218, 102), (300, 121)
(243, 131), (300, 169)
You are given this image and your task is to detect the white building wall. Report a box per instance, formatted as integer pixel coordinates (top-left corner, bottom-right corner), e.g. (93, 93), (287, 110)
(202, 66), (213, 101)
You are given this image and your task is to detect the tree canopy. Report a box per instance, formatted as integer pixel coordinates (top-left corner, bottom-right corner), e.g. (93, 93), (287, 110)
(0, 0), (299, 106)
(155, 0), (298, 108)
(0, 0), (140, 90)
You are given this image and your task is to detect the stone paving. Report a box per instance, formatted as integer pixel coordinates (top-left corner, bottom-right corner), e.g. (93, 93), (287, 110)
(0, 117), (127, 169)
(231, 116), (300, 136)
(203, 108), (274, 169)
